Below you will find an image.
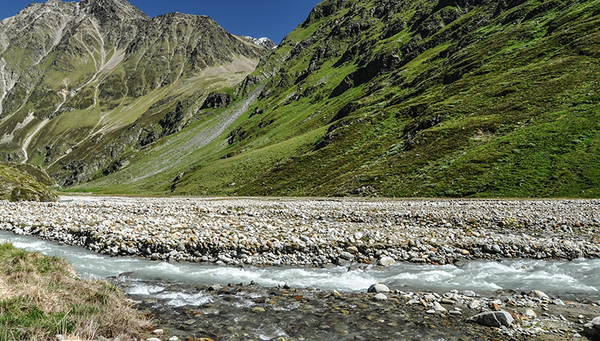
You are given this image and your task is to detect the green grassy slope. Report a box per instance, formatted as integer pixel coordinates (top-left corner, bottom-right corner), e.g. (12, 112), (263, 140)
(0, 163), (57, 201)
(76, 0), (600, 198)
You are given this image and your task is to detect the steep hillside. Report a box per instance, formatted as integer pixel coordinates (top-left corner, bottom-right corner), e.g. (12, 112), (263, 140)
(71, 0), (600, 198)
(0, 162), (57, 201)
(93, 0), (596, 199)
(0, 0), (271, 185)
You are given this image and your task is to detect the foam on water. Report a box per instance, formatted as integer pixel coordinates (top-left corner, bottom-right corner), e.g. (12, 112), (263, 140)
(3, 231), (600, 302)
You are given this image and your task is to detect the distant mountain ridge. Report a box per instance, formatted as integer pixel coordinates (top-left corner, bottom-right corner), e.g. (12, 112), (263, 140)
(0, 0), (271, 185)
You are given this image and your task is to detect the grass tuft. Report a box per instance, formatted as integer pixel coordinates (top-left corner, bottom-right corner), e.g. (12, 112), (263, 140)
(0, 243), (150, 341)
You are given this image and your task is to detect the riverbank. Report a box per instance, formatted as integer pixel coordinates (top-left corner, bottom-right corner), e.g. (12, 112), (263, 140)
(1, 196), (599, 268)
(121, 278), (600, 341)
(0, 242), (150, 341)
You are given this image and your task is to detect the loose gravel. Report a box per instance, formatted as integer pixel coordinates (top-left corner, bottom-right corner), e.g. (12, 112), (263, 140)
(1, 196), (599, 267)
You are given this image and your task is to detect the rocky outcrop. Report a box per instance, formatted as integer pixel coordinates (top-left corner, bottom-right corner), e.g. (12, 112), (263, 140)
(201, 93), (233, 110)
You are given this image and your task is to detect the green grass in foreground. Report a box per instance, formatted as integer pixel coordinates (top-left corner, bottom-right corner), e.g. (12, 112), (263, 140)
(0, 243), (150, 341)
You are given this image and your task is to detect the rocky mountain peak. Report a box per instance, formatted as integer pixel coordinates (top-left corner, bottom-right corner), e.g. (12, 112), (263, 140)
(244, 36), (277, 50)
(79, 0), (150, 21)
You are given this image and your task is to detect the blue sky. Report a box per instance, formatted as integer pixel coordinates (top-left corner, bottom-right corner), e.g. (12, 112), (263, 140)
(0, 0), (323, 44)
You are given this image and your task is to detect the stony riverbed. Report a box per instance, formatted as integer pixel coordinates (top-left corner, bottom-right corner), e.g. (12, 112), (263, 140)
(1, 196), (599, 268)
(2, 196), (600, 340)
(122, 279), (600, 341)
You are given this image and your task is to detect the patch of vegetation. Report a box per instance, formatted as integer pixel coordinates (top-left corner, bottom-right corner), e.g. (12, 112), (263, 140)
(0, 163), (57, 202)
(0, 243), (150, 341)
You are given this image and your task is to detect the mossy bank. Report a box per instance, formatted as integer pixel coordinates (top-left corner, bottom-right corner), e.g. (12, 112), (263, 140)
(0, 242), (150, 341)
(0, 163), (57, 202)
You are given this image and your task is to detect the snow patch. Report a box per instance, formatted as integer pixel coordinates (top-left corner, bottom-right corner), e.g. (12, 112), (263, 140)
(244, 36), (277, 50)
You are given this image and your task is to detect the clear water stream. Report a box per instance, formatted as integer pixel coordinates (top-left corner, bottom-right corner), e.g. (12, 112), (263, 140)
(2, 230), (599, 305)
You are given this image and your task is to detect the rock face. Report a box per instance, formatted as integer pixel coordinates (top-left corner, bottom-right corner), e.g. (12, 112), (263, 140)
(201, 93), (233, 110)
(0, 0), (270, 186)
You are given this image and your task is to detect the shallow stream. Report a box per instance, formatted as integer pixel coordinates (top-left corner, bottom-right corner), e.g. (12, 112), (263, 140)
(2, 230), (599, 340)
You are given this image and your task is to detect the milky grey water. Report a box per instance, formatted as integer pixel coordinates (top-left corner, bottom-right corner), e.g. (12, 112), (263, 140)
(2, 230), (600, 304)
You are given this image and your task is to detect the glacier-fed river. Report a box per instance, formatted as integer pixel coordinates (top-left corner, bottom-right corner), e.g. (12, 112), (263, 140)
(2, 230), (600, 302)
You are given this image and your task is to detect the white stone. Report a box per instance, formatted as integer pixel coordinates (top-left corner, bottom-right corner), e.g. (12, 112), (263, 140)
(379, 256), (396, 267)
(374, 293), (388, 301)
(530, 290), (550, 301)
(433, 302), (447, 313)
(468, 300), (481, 309)
(524, 308), (537, 319)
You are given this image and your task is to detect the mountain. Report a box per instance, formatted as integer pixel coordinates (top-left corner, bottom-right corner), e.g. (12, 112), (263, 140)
(6, 0), (600, 198)
(244, 36), (278, 50)
(0, 0), (271, 185)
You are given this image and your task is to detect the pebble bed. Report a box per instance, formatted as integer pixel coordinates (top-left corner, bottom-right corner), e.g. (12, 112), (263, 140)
(1, 197), (599, 268)
(126, 280), (600, 341)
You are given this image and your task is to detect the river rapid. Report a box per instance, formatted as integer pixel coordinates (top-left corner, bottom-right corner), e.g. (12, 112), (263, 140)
(2, 230), (600, 341)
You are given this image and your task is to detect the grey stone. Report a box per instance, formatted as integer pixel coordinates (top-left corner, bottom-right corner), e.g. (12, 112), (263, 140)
(583, 317), (600, 339)
(339, 251), (354, 260)
(368, 283), (390, 293)
(467, 311), (514, 328)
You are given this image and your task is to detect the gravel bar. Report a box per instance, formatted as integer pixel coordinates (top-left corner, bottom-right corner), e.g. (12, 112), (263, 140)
(1, 196), (599, 267)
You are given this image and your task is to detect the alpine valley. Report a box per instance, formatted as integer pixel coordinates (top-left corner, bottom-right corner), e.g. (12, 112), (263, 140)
(1, 0), (599, 199)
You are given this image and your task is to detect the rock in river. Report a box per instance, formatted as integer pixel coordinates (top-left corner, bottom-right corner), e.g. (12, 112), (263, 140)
(379, 256), (396, 267)
(368, 283), (390, 293)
